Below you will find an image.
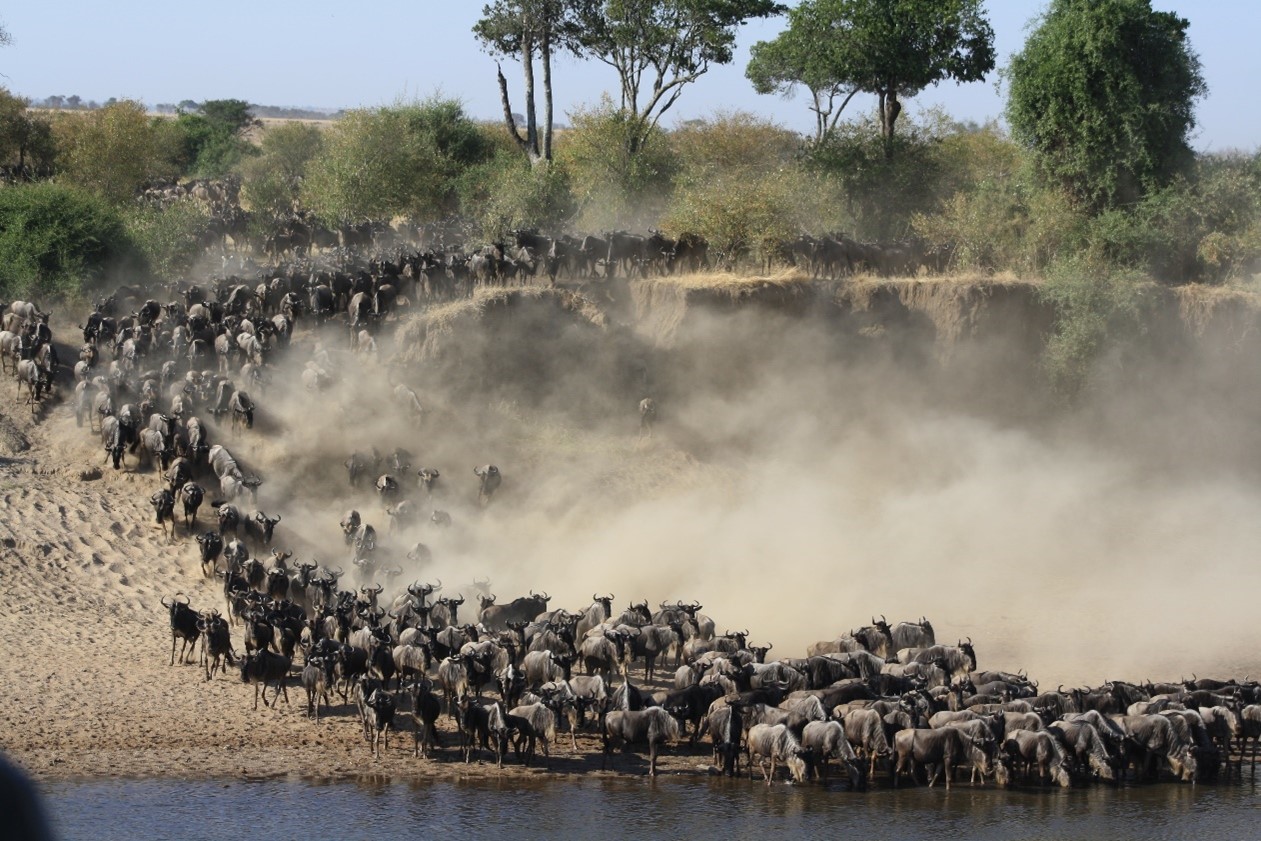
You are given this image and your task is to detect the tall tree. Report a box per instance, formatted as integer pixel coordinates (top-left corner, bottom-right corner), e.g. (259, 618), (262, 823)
(745, 1), (859, 143)
(1005, 0), (1207, 211)
(569, 0), (784, 155)
(748, 0), (994, 150)
(474, 0), (576, 165)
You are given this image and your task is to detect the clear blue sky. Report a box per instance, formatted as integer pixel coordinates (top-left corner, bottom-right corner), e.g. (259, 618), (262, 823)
(2, 2), (1256, 152)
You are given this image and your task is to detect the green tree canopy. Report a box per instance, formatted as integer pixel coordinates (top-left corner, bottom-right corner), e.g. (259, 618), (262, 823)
(0, 88), (55, 174)
(239, 121), (325, 218)
(746, 1), (859, 142)
(1005, 0), (1206, 211)
(174, 98), (260, 177)
(749, 0), (994, 148)
(0, 182), (138, 299)
(569, 0), (784, 154)
(52, 100), (182, 204)
(301, 98), (494, 224)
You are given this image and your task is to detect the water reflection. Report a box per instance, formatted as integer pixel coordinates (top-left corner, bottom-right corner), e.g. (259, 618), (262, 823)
(44, 776), (1261, 841)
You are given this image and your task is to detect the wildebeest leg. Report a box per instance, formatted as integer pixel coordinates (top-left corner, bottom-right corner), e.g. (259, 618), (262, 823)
(170, 633), (177, 666)
(253, 681), (261, 710)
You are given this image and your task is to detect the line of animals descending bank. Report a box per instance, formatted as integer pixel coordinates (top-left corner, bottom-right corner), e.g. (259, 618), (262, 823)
(8, 274), (1256, 790)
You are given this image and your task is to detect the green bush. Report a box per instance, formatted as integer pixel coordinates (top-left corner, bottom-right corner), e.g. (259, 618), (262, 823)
(239, 121), (325, 219)
(1038, 256), (1146, 399)
(301, 97), (494, 224)
(0, 182), (140, 300)
(124, 198), (215, 281)
(459, 152), (575, 242)
(555, 98), (677, 231)
(806, 117), (945, 240)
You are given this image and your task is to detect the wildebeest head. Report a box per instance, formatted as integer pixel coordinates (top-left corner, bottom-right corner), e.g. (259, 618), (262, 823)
(254, 511), (281, 542)
(417, 467), (440, 494)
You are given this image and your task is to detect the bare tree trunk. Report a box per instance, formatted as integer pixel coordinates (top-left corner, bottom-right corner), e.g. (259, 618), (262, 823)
(496, 64), (542, 165)
(521, 33), (539, 158)
(541, 27), (554, 164)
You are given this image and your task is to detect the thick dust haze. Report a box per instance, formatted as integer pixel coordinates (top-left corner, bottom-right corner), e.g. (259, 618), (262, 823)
(239, 283), (1261, 688)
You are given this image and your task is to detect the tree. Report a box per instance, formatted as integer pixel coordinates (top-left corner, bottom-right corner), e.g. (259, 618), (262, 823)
(748, 0), (993, 150)
(1005, 0), (1207, 211)
(0, 89), (55, 174)
(568, 0), (784, 155)
(52, 100), (182, 204)
(174, 98), (260, 177)
(473, 0), (578, 164)
(301, 98), (493, 223)
(0, 182), (139, 299)
(240, 121), (324, 218)
(745, 1), (859, 143)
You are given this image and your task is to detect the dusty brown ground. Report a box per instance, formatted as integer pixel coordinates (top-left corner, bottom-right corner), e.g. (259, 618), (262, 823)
(0, 395), (711, 783)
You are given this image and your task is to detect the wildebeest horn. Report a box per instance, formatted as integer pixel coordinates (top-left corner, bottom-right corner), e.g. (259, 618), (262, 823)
(177, 593), (190, 604)
(161, 595), (172, 608)
(766, 642), (773, 651)
(881, 614), (886, 623)
(592, 593), (599, 601)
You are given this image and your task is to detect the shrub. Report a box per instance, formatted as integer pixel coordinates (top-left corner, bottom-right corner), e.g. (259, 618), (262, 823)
(0, 182), (140, 300)
(124, 198), (216, 281)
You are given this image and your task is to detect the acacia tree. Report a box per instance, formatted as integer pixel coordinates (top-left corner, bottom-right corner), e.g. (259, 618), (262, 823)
(746, 1), (859, 143)
(569, 0), (784, 155)
(473, 0), (577, 165)
(1006, 0), (1207, 211)
(749, 0), (993, 150)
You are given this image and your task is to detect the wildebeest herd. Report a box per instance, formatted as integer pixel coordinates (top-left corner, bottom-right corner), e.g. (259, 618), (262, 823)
(6, 262), (1261, 791)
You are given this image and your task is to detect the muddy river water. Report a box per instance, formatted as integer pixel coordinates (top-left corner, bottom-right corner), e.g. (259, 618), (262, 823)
(44, 774), (1261, 840)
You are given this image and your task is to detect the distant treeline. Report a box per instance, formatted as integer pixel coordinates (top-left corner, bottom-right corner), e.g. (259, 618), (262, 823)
(30, 95), (342, 122)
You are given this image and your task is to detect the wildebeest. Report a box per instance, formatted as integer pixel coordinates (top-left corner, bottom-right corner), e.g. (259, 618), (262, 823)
(748, 723), (810, 785)
(474, 464), (501, 505)
(161, 593), (200, 665)
(180, 482), (204, 530)
(894, 726), (992, 789)
(197, 610), (235, 681)
(1002, 729), (1072, 787)
(602, 707), (680, 777)
(240, 650), (292, 710)
(196, 531), (223, 578)
(801, 720), (865, 788)
(507, 702), (558, 768)
(150, 489), (176, 539)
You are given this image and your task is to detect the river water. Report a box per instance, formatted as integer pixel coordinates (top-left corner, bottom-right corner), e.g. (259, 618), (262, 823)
(43, 775), (1261, 841)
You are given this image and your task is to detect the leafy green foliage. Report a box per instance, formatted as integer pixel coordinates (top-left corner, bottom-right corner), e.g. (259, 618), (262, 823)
(749, 0), (994, 145)
(0, 182), (139, 300)
(172, 99), (260, 177)
(806, 116), (945, 239)
(745, 1), (859, 142)
(569, 0), (784, 153)
(913, 127), (1087, 273)
(664, 111), (812, 266)
(556, 98), (677, 230)
(51, 101), (182, 204)
(301, 98), (494, 224)
(0, 88), (55, 174)
(124, 198), (215, 281)
(240, 121), (325, 219)
(460, 150), (576, 240)
(1039, 256), (1146, 399)
(1005, 0), (1207, 211)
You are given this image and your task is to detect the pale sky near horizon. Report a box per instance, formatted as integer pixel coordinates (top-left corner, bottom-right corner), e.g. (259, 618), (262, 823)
(1, 2), (1256, 152)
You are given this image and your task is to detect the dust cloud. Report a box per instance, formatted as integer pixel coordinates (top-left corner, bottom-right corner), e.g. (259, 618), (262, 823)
(237, 284), (1261, 688)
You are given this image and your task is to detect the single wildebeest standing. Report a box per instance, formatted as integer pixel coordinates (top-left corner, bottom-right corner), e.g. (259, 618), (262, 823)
(602, 707), (680, 777)
(473, 465), (501, 506)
